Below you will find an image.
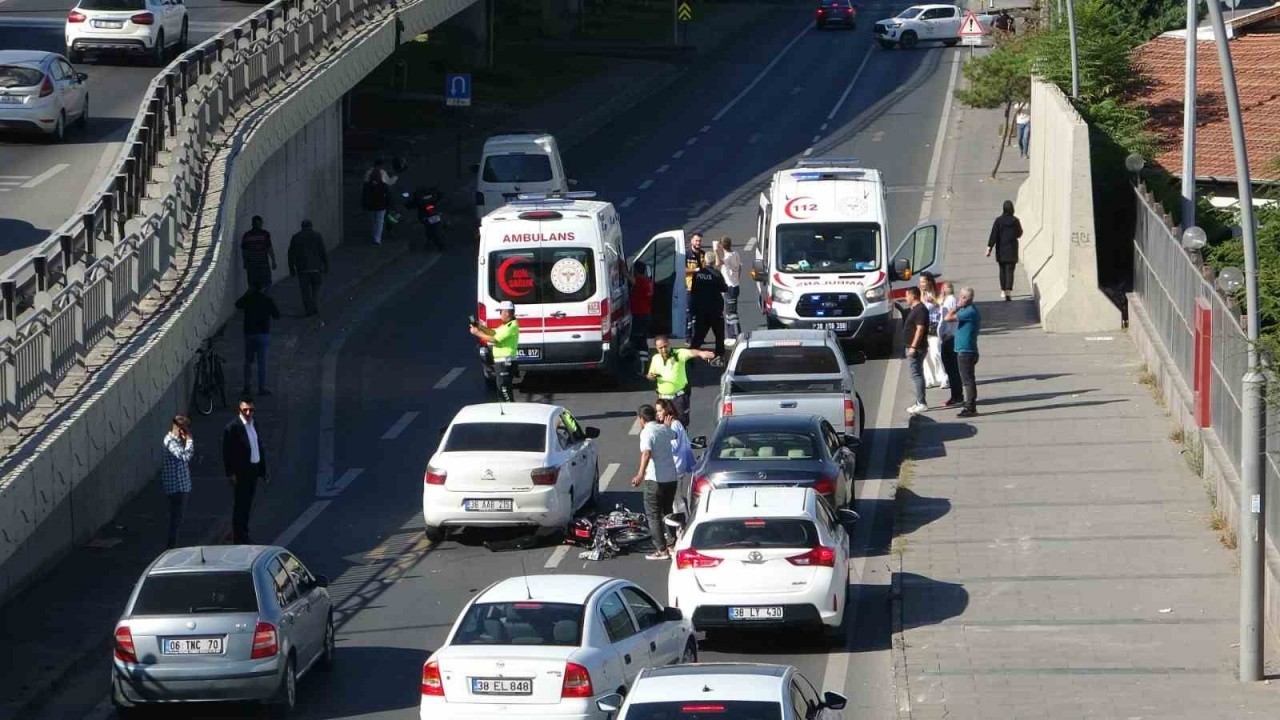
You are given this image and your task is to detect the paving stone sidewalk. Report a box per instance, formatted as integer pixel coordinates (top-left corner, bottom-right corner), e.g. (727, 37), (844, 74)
(888, 98), (1280, 717)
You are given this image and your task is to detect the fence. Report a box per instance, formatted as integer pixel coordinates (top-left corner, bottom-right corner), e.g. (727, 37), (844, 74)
(0, 0), (397, 434)
(1131, 186), (1280, 543)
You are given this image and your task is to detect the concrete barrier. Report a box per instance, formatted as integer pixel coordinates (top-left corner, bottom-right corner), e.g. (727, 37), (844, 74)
(1014, 78), (1121, 332)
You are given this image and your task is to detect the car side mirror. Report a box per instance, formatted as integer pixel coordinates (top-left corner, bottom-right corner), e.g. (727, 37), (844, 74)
(662, 606), (684, 622)
(690, 436), (707, 450)
(76, 72), (88, 82)
(663, 512), (686, 528)
(596, 692), (625, 714)
(848, 350), (867, 365)
(585, 426), (601, 439)
(892, 257), (911, 281)
(314, 574), (330, 588)
(836, 508), (860, 525)
(841, 435), (861, 449)
(822, 691), (848, 711)
(750, 259), (767, 281)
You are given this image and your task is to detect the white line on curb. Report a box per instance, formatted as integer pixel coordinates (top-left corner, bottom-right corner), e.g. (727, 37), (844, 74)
(381, 411), (420, 440)
(919, 53), (961, 221)
(433, 366), (465, 389)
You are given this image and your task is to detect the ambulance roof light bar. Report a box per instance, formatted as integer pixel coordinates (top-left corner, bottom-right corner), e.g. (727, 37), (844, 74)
(794, 157), (860, 168)
(509, 191), (598, 205)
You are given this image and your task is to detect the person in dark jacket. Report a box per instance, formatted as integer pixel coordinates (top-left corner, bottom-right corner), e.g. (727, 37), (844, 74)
(288, 219), (329, 316)
(986, 200), (1023, 301)
(689, 250), (728, 365)
(234, 282), (281, 397)
(223, 396), (267, 544)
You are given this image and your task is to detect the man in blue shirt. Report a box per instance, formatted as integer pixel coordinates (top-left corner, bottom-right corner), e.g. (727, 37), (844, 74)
(946, 287), (982, 417)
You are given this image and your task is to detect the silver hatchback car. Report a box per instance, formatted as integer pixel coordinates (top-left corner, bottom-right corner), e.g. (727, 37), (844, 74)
(111, 545), (334, 718)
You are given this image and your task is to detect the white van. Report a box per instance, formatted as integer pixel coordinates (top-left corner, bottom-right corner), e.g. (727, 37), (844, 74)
(474, 132), (573, 220)
(474, 192), (687, 384)
(751, 159), (945, 356)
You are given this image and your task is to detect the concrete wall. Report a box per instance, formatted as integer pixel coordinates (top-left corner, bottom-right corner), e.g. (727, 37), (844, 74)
(1014, 78), (1122, 332)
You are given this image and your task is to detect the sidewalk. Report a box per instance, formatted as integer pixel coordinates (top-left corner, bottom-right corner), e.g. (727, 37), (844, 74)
(888, 100), (1280, 715)
(0, 6), (773, 719)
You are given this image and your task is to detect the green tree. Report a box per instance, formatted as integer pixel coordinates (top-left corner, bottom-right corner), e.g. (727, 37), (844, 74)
(954, 35), (1033, 178)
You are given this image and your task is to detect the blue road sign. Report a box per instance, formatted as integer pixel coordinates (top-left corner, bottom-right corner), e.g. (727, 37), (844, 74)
(446, 73), (472, 107)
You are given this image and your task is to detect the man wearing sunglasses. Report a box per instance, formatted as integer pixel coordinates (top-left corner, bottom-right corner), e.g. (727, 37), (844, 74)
(222, 397), (268, 544)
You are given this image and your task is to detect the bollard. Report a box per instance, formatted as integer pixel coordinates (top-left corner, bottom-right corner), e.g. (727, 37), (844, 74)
(1193, 297), (1212, 428)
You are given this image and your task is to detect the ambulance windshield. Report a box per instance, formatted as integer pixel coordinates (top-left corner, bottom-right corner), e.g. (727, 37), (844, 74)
(483, 154), (554, 184)
(775, 222), (880, 274)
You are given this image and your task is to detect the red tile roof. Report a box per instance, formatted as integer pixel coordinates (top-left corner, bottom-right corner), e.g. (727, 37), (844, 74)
(1132, 28), (1280, 183)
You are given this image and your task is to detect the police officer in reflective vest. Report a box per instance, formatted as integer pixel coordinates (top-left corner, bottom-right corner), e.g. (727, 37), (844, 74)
(470, 301), (520, 401)
(646, 334), (716, 427)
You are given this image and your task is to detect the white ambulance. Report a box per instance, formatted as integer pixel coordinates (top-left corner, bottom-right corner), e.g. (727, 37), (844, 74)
(475, 192), (688, 384)
(751, 159), (945, 356)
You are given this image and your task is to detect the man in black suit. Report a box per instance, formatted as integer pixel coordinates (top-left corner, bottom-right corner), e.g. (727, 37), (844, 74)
(223, 396), (267, 543)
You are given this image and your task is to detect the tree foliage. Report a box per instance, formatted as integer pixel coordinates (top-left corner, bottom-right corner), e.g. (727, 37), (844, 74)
(954, 36), (1033, 177)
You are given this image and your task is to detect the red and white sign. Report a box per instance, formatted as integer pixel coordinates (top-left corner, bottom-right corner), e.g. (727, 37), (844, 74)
(784, 196), (819, 220)
(959, 10), (987, 36)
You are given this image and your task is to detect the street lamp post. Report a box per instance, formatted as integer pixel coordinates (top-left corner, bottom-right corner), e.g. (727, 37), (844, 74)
(1181, 0), (1197, 232)
(1202, 0), (1266, 683)
(1063, 0), (1080, 99)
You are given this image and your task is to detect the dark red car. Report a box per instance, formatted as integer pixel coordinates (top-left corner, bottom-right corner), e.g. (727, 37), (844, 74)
(815, 0), (857, 30)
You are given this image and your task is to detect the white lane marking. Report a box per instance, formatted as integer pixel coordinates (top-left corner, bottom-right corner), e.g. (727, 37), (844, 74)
(433, 366), (465, 389)
(820, 123), (829, 131)
(544, 545), (571, 568)
(381, 411), (420, 440)
(0, 180), (25, 186)
(599, 462), (621, 491)
(656, 164), (670, 174)
(639, 179), (655, 190)
(700, 125), (711, 133)
(712, 22), (811, 122)
(274, 500), (332, 547)
(318, 468), (364, 499)
(75, 141), (127, 211)
(629, 418), (642, 435)
(0, 176), (28, 180)
(791, 87), (804, 95)
(685, 137), (699, 147)
(21, 163), (69, 189)
(689, 200), (710, 216)
(0, 189), (9, 193)
(803, 147), (814, 157)
(826, 46), (875, 121)
(812, 134), (822, 143)
(620, 196), (637, 209)
(744, 237), (758, 253)
(671, 150), (685, 159)
(748, 133), (762, 144)
(919, 53), (961, 221)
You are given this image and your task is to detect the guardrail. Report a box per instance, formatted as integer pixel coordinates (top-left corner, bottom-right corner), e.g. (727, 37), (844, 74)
(0, 0), (395, 433)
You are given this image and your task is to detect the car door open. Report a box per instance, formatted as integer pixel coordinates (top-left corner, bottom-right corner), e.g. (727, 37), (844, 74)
(631, 230), (686, 338)
(889, 221), (945, 300)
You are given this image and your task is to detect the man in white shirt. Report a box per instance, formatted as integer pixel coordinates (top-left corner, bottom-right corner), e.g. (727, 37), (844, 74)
(223, 396), (268, 543)
(630, 404), (679, 560)
(715, 236), (742, 345)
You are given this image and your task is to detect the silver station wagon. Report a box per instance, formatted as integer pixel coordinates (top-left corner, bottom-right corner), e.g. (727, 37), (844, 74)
(111, 545), (334, 717)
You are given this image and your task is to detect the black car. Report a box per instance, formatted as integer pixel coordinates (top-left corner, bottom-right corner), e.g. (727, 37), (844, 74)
(688, 414), (858, 513)
(815, 0), (857, 29)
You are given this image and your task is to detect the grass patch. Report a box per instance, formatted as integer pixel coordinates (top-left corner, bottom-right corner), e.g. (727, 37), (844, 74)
(1137, 365), (1156, 387)
(1201, 471), (1236, 550)
(897, 458), (915, 492)
(891, 536), (910, 557)
(1182, 429), (1204, 476)
(1169, 427), (1185, 445)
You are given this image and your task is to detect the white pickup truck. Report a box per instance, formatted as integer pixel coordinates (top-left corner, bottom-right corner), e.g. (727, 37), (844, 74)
(873, 4), (995, 49)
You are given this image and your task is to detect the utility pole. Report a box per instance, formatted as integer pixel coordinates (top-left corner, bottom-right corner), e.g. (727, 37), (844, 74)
(1063, 0), (1080, 99)
(1203, 0), (1265, 683)
(1180, 0), (1196, 232)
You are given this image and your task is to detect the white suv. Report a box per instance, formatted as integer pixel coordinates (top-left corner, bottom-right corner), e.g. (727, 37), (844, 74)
(66, 0), (188, 66)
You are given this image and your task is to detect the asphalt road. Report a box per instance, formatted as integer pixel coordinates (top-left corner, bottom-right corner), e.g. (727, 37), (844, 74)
(27, 5), (965, 718)
(0, 0), (261, 271)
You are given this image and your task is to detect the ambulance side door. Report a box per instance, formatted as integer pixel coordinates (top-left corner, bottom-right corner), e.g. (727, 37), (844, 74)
(889, 221), (945, 301)
(631, 230), (687, 338)
(753, 193), (772, 309)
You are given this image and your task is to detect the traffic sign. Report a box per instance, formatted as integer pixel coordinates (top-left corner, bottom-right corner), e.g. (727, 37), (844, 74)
(677, 1), (692, 21)
(958, 10), (987, 36)
(445, 73), (471, 107)
(961, 35), (982, 46)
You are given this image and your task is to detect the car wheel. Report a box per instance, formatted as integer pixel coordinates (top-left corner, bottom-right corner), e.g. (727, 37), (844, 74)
(878, 39), (895, 49)
(151, 32), (165, 67)
(943, 38), (959, 47)
(900, 31), (918, 49)
(680, 637), (698, 664)
(424, 524), (447, 543)
(317, 615), (335, 671)
(77, 95), (89, 130)
(270, 655), (297, 718)
(49, 112), (65, 143)
(178, 19), (189, 52)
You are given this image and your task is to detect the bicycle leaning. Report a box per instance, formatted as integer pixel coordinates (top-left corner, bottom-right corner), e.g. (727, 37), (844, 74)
(192, 335), (227, 416)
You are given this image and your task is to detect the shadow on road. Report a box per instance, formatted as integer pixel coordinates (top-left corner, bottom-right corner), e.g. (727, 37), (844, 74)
(0, 217), (50, 258)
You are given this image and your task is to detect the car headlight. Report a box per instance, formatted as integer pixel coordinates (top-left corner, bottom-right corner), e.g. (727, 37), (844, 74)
(864, 285), (886, 302)
(771, 287), (794, 304)
(884, 21), (901, 28)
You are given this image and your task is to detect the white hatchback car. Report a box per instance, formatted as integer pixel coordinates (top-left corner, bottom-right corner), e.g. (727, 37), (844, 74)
(667, 487), (858, 638)
(0, 51), (89, 141)
(65, 0), (189, 66)
(423, 402), (600, 542)
(420, 574), (698, 720)
(595, 662), (847, 720)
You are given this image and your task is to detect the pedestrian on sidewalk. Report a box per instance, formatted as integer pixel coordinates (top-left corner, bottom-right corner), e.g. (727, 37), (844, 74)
(288, 219), (329, 316)
(918, 272), (945, 389)
(904, 286), (930, 415)
(684, 233), (704, 345)
(362, 158), (397, 245)
(656, 398), (696, 516)
(647, 335), (716, 428)
(689, 251), (728, 364)
(630, 260), (654, 363)
(945, 287), (982, 417)
(1015, 102), (1031, 158)
(223, 396), (267, 544)
(715, 236), (742, 346)
(160, 415), (194, 549)
(630, 404), (679, 561)
(938, 281), (964, 408)
(234, 282), (281, 397)
(986, 200), (1023, 301)
(240, 216), (277, 289)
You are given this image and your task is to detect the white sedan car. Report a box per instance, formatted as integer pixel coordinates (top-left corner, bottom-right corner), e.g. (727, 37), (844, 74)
(0, 51), (89, 141)
(667, 487), (859, 638)
(595, 662), (847, 720)
(420, 575), (698, 720)
(423, 402), (600, 542)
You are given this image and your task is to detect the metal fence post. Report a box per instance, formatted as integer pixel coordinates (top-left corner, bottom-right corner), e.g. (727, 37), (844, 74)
(1, 281), (14, 322)
(33, 256), (48, 293)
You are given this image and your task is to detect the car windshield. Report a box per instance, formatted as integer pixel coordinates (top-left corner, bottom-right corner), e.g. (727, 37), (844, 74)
(0, 65), (43, 88)
(776, 223), (880, 273)
(736, 346), (840, 375)
(445, 422), (546, 452)
(132, 572), (259, 615)
(692, 519), (820, 550)
(715, 431), (819, 460)
(896, 7), (923, 18)
(489, 247), (596, 305)
(621, 701), (783, 720)
(482, 153), (553, 184)
(452, 601), (584, 646)
(78, 0), (147, 9)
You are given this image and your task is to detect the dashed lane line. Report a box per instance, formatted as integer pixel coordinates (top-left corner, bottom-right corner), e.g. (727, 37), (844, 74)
(380, 411), (420, 440)
(274, 500), (331, 547)
(433, 366), (466, 389)
(544, 545), (571, 568)
(318, 468), (364, 499)
(621, 196), (637, 209)
(639, 179), (654, 191)
(600, 462), (621, 491)
(671, 150), (685, 159)
(656, 164), (670, 174)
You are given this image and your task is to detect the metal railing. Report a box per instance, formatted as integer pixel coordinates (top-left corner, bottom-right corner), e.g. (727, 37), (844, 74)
(1131, 186), (1280, 543)
(0, 0), (395, 432)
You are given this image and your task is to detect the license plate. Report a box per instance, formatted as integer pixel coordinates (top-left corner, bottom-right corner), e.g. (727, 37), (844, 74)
(427, 215), (442, 224)
(729, 606), (784, 621)
(813, 322), (849, 331)
(471, 677), (533, 695)
(161, 636), (225, 654)
(93, 19), (124, 28)
(464, 498), (513, 512)
(517, 347), (541, 360)
(0, 96), (21, 104)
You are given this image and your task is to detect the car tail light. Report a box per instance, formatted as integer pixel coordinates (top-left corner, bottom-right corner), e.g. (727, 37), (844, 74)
(425, 203), (436, 214)
(519, 210), (563, 221)
(130, 11), (154, 24)
(561, 662), (594, 698)
(846, 6), (854, 13)
(67, 10), (86, 22)
(721, 401), (733, 417)
(844, 397), (856, 430)
(250, 621), (278, 659)
(692, 475), (711, 498)
(676, 548), (724, 569)
(816, 7), (827, 14)
(600, 298), (611, 338)
(421, 659), (445, 696)
(113, 626), (137, 664)
(788, 546), (836, 567)
(531, 467), (559, 486)
(38, 76), (54, 98)
(424, 467), (446, 485)
(813, 475), (836, 497)
(682, 705), (727, 714)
